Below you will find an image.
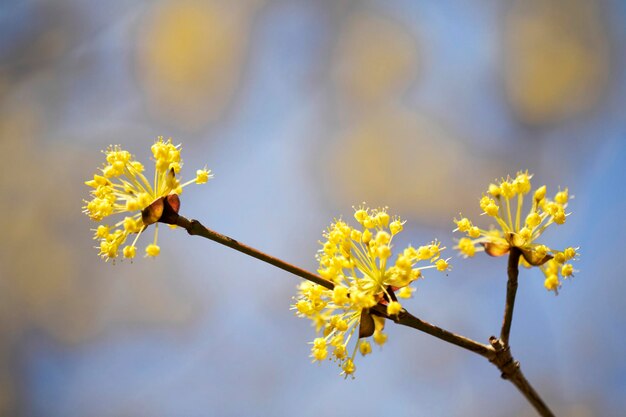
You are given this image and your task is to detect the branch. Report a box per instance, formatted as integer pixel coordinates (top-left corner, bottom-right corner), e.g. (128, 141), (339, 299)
(172, 214), (553, 416)
(174, 215), (333, 290)
(492, 248), (555, 416)
(173, 215), (491, 357)
(489, 338), (554, 417)
(372, 306), (493, 358)
(500, 247), (521, 346)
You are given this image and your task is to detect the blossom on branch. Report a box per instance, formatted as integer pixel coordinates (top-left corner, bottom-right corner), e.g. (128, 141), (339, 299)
(83, 137), (211, 261)
(293, 206), (449, 377)
(454, 171), (579, 293)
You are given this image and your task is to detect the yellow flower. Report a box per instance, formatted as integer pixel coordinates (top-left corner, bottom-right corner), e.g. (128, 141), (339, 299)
(453, 171), (579, 293)
(292, 206), (449, 377)
(83, 137), (212, 261)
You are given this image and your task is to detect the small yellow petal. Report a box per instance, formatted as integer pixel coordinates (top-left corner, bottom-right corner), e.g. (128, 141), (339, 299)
(387, 301), (402, 316)
(145, 244), (160, 257)
(123, 246), (136, 259)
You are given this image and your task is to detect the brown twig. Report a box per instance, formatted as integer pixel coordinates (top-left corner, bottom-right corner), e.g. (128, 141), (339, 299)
(173, 215), (333, 289)
(173, 215), (490, 356)
(372, 306), (493, 358)
(500, 247), (521, 346)
(489, 338), (554, 417)
(492, 247), (555, 417)
(171, 214), (553, 416)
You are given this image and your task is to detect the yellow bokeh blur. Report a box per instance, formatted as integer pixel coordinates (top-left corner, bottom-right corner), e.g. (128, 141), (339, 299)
(504, 0), (609, 125)
(136, 0), (257, 130)
(319, 107), (504, 224)
(332, 12), (419, 109)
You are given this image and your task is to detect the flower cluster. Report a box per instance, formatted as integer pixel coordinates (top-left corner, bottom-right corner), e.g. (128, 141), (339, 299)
(454, 171), (579, 293)
(83, 137), (212, 260)
(293, 207), (449, 377)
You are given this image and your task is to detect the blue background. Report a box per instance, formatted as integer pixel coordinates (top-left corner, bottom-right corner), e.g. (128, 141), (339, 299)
(0, 0), (624, 416)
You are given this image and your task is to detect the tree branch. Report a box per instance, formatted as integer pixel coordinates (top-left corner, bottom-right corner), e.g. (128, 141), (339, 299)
(372, 306), (493, 358)
(172, 214), (553, 416)
(500, 247), (521, 346)
(492, 248), (555, 416)
(174, 215), (333, 290)
(489, 337), (554, 417)
(173, 215), (491, 357)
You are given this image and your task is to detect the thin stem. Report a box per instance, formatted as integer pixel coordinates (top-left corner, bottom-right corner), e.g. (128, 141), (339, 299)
(492, 248), (555, 416)
(172, 214), (552, 416)
(174, 215), (491, 357)
(500, 247), (521, 346)
(510, 372), (554, 417)
(515, 193), (523, 231)
(489, 338), (554, 417)
(372, 305), (493, 358)
(505, 197), (514, 230)
(174, 215), (333, 290)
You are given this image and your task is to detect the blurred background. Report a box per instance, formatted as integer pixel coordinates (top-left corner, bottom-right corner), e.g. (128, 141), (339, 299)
(1, 0), (625, 416)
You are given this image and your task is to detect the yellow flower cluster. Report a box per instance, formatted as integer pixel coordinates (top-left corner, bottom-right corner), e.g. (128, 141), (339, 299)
(293, 207), (449, 377)
(454, 171), (578, 293)
(83, 137), (212, 260)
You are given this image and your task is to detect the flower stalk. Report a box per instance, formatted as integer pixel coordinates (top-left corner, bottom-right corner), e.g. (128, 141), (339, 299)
(173, 212), (488, 354)
(489, 337), (554, 417)
(172, 213), (553, 415)
(375, 306), (493, 357)
(173, 214), (333, 289)
(501, 247), (521, 346)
